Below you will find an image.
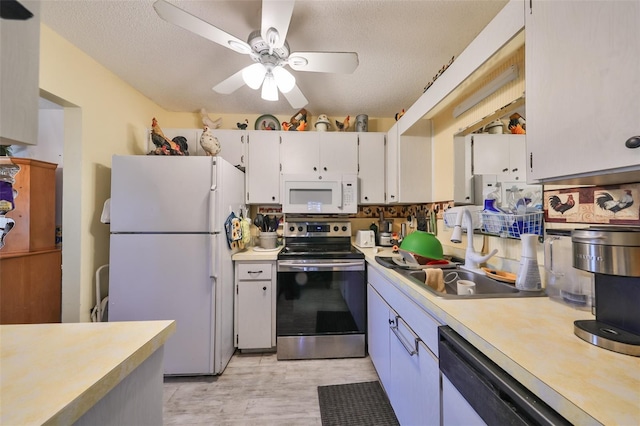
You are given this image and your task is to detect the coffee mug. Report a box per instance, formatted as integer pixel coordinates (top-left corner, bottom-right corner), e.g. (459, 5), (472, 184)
(457, 280), (476, 295)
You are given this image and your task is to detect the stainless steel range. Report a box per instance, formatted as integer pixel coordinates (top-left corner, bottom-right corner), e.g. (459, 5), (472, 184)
(276, 218), (366, 360)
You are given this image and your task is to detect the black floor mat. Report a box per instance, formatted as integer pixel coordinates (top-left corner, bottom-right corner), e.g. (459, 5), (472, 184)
(317, 381), (399, 426)
(315, 310), (357, 333)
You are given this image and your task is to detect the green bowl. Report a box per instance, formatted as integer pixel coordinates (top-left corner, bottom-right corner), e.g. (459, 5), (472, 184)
(400, 231), (444, 261)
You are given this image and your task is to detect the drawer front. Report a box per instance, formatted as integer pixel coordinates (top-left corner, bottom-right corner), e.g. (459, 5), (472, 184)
(237, 262), (273, 280)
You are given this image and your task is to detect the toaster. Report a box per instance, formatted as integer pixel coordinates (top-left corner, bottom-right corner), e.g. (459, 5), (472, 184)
(355, 230), (375, 247)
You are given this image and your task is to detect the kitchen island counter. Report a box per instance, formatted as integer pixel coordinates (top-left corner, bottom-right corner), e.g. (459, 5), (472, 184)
(0, 320), (175, 425)
(361, 246), (639, 425)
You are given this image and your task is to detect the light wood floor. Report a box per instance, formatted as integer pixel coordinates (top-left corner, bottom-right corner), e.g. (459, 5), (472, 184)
(163, 352), (380, 425)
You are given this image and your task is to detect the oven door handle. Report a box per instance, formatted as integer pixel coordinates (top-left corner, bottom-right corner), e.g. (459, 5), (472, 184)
(278, 261), (364, 271)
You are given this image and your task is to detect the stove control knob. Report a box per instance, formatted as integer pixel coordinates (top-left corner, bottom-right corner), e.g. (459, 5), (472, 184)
(333, 226), (339, 232)
(342, 226), (348, 232)
(289, 226), (295, 232)
(298, 226), (304, 232)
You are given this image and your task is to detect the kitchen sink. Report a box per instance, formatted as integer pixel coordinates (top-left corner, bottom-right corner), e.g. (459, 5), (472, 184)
(396, 268), (546, 299)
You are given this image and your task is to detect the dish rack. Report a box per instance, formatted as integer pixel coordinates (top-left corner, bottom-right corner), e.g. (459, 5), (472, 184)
(481, 211), (544, 238)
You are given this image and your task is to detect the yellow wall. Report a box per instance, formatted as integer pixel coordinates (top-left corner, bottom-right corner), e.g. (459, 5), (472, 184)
(39, 24), (395, 322)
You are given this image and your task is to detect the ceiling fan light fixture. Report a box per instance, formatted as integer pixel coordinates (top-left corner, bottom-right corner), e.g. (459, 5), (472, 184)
(261, 73), (279, 101)
(242, 63), (267, 90)
(273, 67), (296, 93)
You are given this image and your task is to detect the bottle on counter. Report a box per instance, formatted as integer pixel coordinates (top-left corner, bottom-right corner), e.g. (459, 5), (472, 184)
(516, 234), (542, 291)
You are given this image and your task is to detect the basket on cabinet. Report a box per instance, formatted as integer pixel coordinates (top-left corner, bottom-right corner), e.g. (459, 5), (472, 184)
(481, 211), (544, 239)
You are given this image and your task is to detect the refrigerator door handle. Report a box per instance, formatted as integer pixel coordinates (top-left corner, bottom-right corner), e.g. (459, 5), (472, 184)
(209, 233), (218, 280)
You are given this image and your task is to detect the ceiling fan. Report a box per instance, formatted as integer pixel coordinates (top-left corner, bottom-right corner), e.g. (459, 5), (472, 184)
(153, 0), (359, 108)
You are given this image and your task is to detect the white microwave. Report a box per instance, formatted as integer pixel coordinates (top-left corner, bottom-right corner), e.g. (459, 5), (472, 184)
(281, 173), (358, 214)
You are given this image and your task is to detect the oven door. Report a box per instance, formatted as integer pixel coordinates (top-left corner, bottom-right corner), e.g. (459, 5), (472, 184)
(276, 259), (366, 360)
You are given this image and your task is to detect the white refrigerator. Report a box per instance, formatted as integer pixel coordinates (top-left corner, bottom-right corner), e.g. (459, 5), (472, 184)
(108, 155), (245, 375)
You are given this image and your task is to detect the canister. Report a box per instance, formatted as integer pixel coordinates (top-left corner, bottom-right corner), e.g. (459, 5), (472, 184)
(355, 114), (368, 132)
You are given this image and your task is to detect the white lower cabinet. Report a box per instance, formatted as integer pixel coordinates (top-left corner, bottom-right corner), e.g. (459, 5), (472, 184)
(367, 267), (441, 425)
(234, 261), (276, 350)
(442, 375), (486, 425)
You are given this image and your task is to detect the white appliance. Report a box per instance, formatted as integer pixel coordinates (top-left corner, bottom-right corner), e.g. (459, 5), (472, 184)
(108, 155), (245, 375)
(280, 173), (358, 214)
(355, 230), (375, 248)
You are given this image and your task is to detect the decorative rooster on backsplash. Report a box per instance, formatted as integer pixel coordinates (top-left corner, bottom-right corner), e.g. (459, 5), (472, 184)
(549, 194), (576, 214)
(596, 190), (634, 214)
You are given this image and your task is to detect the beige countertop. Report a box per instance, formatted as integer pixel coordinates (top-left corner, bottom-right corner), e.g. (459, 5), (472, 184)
(360, 246), (640, 425)
(232, 245), (282, 261)
(0, 320), (176, 426)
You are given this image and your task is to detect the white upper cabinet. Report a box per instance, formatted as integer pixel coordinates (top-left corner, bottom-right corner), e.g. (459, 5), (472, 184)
(211, 129), (246, 169)
(0, 1), (40, 146)
(526, 0), (640, 184)
(386, 123), (399, 203)
(280, 132), (358, 176)
(357, 133), (386, 204)
(246, 131), (280, 204)
(473, 134), (525, 182)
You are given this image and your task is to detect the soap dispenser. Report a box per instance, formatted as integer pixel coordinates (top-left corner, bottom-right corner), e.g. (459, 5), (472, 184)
(516, 234), (542, 291)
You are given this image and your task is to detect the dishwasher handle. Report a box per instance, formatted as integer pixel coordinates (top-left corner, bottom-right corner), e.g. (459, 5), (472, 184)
(438, 326), (571, 426)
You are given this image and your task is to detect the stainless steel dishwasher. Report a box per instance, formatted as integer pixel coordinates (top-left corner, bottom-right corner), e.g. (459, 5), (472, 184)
(438, 326), (571, 425)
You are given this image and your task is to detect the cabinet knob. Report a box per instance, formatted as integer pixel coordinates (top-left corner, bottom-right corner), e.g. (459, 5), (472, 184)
(323, 167), (327, 171)
(625, 136), (640, 149)
(512, 168), (518, 172)
(388, 318), (394, 325)
(263, 286), (267, 291)
(364, 196), (369, 200)
(313, 166), (317, 171)
(502, 168), (509, 173)
(271, 196), (276, 201)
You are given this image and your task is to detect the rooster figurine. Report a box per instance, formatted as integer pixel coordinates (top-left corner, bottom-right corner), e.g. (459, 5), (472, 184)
(200, 108), (222, 129)
(150, 117), (183, 155)
(549, 194), (576, 215)
(237, 119), (249, 130)
(596, 190), (634, 214)
(335, 115), (350, 132)
(200, 125), (221, 156)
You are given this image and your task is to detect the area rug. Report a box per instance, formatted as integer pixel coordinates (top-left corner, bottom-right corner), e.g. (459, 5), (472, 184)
(317, 381), (399, 426)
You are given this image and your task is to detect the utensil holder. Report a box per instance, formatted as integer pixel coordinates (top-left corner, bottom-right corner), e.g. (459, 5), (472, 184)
(259, 232), (277, 249)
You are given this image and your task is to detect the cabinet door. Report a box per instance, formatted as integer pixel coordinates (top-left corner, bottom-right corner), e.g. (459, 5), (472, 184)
(454, 135), (474, 204)
(212, 129), (245, 168)
(367, 285), (391, 387)
(508, 135), (526, 182)
(237, 280), (272, 349)
(418, 340), (441, 426)
(358, 133), (386, 204)
(280, 132), (320, 174)
(319, 133), (358, 174)
(473, 134), (509, 178)
(526, 0), (640, 181)
(246, 131), (280, 204)
(386, 123), (399, 203)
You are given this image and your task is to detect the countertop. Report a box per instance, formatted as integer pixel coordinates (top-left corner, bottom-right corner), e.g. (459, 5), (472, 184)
(232, 245), (282, 261)
(0, 320), (176, 426)
(360, 246), (639, 425)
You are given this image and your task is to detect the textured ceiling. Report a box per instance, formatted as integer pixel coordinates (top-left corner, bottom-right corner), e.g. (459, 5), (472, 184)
(40, 0), (509, 118)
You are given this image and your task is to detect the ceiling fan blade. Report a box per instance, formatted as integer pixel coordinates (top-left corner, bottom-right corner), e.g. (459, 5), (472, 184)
(288, 52), (359, 74)
(261, 0), (295, 50)
(153, 0), (251, 54)
(212, 69), (247, 94)
(282, 84), (308, 109)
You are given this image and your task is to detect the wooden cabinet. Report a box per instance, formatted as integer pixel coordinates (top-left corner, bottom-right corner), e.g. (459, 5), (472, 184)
(2, 158), (57, 254)
(357, 133), (386, 204)
(473, 134), (525, 182)
(0, 249), (62, 323)
(234, 261), (276, 350)
(0, 1), (40, 146)
(280, 132), (358, 175)
(367, 267), (441, 425)
(246, 131), (280, 204)
(525, 0), (640, 184)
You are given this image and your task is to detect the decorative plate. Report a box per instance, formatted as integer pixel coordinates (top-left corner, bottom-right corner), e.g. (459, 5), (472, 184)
(255, 114), (281, 131)
(482, 267), (517, 284)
